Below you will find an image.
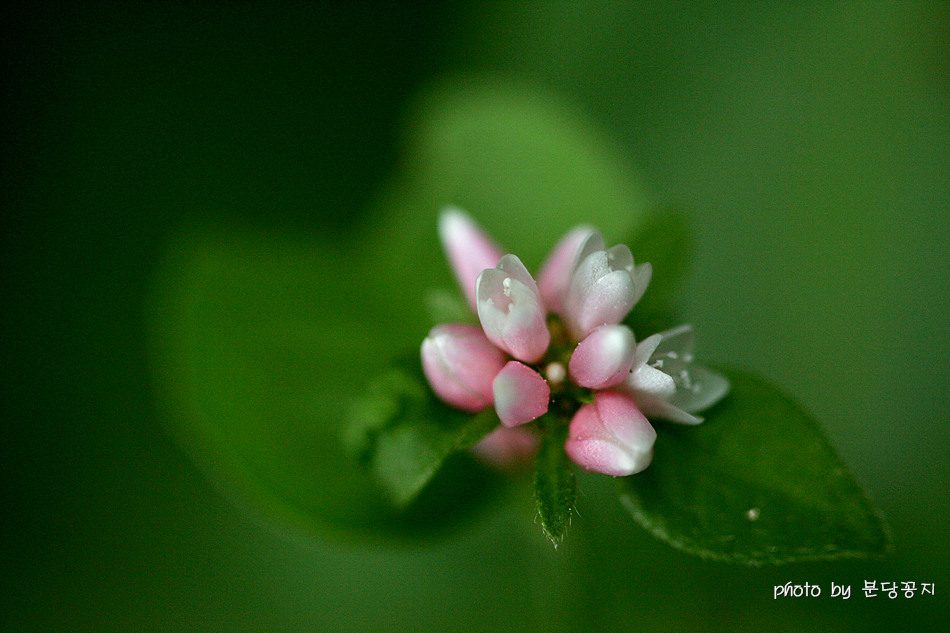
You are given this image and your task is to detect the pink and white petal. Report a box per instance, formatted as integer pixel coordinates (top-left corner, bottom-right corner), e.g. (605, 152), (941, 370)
(630, 262), (652, 307)
(493, 361), (550, 427)
(500, 289), (550, 362)
(575, 231), (606, 266)
(667, 364), (731, 415)
(634, 333), (664, 367)
(565, 437), (640, 477)
(497, 254), (540, 295)
(591, 390), (656, 451)
(563, 249), (604, 327)
(635, 391), (704, 425)
(420, 324), (507, 412)
(475, 267), (513, 350)
(569, 325), (636, 389)
(564, 250), (607, 323)
(438, 207), (504, 310)
(537, 225), (594, 313)
(566, 391), (656, 476)
(439, 325), (508, 402)
(421, 338), (484, 411)
(571, 269), (636, 338)
(626, 363), (676, 400)
(471, 425), (539, 471)
(476, 263), (549, 363)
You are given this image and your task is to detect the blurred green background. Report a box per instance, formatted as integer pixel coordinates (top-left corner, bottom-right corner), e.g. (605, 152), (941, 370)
(4, 2), (948, 631)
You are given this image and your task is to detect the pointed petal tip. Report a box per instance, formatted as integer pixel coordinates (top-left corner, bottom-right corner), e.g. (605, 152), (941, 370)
(476, 259), (549, 363)
(669, 364), (731, 415)
(438, 207), (504, 310)
(436, 206), (471, 244)
(578, 230), (606, 258)
(538, 225), (599, 313)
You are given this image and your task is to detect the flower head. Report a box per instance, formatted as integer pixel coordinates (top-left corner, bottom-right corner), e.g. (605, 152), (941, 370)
(422, 207), (727, 474)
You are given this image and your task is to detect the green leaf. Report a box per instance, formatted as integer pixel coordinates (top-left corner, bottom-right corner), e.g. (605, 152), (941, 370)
(534, 416), (577, 546)
(345, 357), (500, 507)
(148, 225), (495, 543)
(618, 368), (889, 565)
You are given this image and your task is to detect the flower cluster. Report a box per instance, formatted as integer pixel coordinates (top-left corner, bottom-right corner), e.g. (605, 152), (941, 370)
(421, 208), (728, 476)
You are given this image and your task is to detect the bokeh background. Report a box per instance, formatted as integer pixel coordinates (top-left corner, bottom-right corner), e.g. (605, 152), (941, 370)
(4, 2), (948, 631)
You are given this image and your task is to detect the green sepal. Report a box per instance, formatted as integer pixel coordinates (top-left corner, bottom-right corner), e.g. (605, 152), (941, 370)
(534, 415), (577, 546)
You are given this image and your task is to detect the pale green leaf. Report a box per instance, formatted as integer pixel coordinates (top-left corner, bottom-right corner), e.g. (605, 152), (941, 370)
(345, 358), (500, 508)
(149, 225), (494, 542)
(366, 78), (654, 313)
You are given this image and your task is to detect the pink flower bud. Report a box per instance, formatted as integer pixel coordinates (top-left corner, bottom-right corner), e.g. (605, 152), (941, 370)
(493, 361), (550, 427)
(438, 208), (505, 311)
(471, 425), (539, 471)
(563, 232), (652, 340)
(421, 324), (507, 412)
(568, 324), (636, 389)
(565, 390), (656, 476)
(476, 254), (550, 363)
(537, 225), (594, 314)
